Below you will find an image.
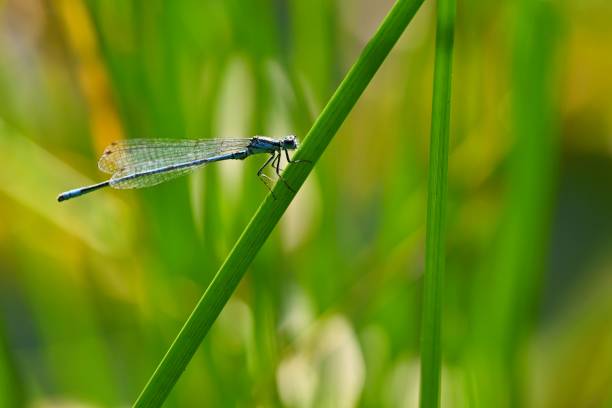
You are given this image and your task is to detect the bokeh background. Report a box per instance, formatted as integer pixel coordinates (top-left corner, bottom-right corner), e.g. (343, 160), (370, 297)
(0, 0), (611, 407)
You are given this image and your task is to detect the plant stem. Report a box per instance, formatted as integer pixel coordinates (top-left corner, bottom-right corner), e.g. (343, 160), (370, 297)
(467, 1), (559, 405)
(419, 0), (455, 406)
(133, 0), (425, 406)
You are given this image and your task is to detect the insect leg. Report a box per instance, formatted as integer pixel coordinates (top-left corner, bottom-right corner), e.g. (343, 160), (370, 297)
(284, 148), (311, 164)
(257, 152), (277, 198)
(276, 150), (296, 193)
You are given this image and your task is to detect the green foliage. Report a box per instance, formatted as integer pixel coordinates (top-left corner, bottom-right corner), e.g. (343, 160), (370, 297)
(420, 0), (455, 406)
(0, 1), (611, 407)
(135, 1), (426, 406)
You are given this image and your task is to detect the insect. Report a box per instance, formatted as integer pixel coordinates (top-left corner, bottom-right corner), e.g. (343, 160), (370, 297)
(57, 135), (305, 202)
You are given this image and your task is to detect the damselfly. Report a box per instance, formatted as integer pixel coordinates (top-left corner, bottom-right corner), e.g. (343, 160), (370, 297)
(57, 135), (304, 202)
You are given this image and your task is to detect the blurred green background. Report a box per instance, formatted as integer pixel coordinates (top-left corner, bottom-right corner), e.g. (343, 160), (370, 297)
(0, 0), (611, 407)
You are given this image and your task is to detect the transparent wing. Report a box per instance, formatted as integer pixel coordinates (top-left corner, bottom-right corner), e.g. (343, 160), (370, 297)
(109, 166), (195, 189)
(98, 138), (251, 174)
(98, 138), (251, 190)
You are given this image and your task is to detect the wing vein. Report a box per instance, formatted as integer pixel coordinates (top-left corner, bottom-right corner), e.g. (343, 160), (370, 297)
(99, 138), (251, 189)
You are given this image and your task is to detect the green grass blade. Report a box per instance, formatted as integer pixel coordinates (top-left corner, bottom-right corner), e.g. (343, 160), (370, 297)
(467, 1), (559, 405)
(133, 0), (425, 406)
(419, 0), (456, 406)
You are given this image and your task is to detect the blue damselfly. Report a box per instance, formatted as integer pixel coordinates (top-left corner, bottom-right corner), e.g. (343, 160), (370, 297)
(58, 135), (303, 202)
